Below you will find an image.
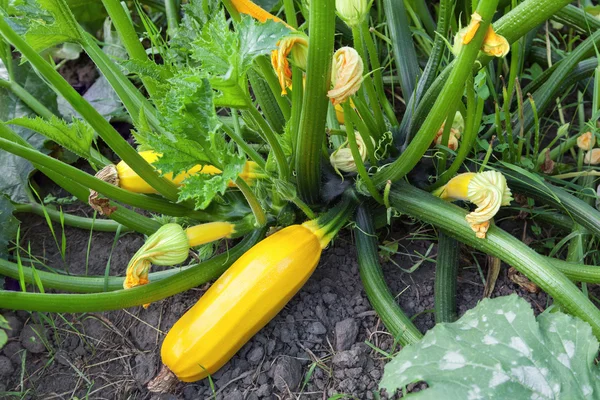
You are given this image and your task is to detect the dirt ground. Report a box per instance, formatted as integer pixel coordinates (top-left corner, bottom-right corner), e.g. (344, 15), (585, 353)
(0, 194), (550, 399)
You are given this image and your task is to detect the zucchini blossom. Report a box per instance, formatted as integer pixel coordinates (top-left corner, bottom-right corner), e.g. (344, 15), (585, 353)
(330, 132), (367, 173)
(271, 34), (309, 95)
(584, 148), (600, 165)
(336, 0), (370, 28)
(577, 131), (595, 151)
(482, 26), (510, 58)
(433, 171), (513, 239)
(452, 12), (482, 55)
(328, 47), (364, 106)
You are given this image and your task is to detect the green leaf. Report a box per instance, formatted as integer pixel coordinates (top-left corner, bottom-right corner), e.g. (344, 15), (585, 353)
(237, 16), (289, 70)
(12, 0), (83, 53)
(0, 60), (56, 203)
(7, 115), (94, 158)
(0, 194), (18, 258)
(0, 329), (7, 351)
(0, 314), (10, 330)
(380, 295), (600, 399)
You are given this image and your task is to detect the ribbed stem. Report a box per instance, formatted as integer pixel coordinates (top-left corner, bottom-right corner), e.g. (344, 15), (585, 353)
(0, 79), (54, 120)
(389, 182), (600, 338)
(246, 103), (289, 179)
(295, 0), (336, 203)
(355, 206), (422, 345)
(0, 230), (265, 311)
(234, 177), (266, 227)
(164, 0), (180, 37)
(435, 232), (459, 323)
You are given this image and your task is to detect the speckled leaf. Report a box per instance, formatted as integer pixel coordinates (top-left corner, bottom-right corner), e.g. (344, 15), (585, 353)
(380, 294), (600, 399)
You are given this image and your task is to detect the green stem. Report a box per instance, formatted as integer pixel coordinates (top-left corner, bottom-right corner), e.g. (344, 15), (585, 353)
(362, 21), (398, 126)
(295, 0), (336, 203)
(0, 230), (265, 311)
(223, 110), (266, 170)
(234, 177), (266, 227)
(342, 102), (383, 204)
(13, 203), (128, 233)
(372, 0), (500, 187)
(351, 25), (386, 135)
(101, 0), (160, 98)
(0, 79), (54, 120)
(0, 137), (204, 219)
(254, 56), (292, 120)
(283, 0), (298, 28)
(164, 0), (180, 37)
(435, 232), (459, 323)
(389, 182), (600, 338)
(246, 102), (289, 179)
(0, 19), (181, 201)
(355, 205), (422, 345)
(290, 65), (304, 159)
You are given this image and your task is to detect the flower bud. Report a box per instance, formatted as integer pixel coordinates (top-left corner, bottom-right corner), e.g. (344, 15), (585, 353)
(336, 0), (370, 28)
(577, 131), (595, 151)
(328, 47), (364, 106)
(482, 26), (510, 58)
(330, 132), (367, 173)
(271, 33), (309, 95)
(584, 148), (600, 164)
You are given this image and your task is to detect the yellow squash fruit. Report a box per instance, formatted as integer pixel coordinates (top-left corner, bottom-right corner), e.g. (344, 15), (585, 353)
(115, 151), (261, 194)
(160, 223), (323, 382)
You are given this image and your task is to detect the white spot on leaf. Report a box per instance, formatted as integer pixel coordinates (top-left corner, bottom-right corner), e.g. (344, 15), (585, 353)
(489, 371), (510, 388)
(440, 351), (466, 370)
(483, 335), (499, 345)
(511, 366), (553, 398)
(509, 337), (532, 358)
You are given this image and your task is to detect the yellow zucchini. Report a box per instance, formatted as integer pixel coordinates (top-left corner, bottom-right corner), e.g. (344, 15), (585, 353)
(161, 224), (321, 382)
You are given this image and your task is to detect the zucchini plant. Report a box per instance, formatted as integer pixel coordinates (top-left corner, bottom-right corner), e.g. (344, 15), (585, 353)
(0, 0), (598, 396)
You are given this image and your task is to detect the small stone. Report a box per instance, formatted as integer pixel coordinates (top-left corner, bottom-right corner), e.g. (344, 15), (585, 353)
(133, 354), (156, 385)
(20, 324), (46, 354)
(55, 350), (71, 366)
(307, 321), (327, 336)
(182, 385), (198, 399)
(335, 318), (359, 351)
(273, 356), (302, 392)
(0, 355), (14, 376)
(228, 390), (244, 400)
(280, 327), (294, 343)
(338, 378), (356, 393)
(246, 393), (259, 400)
(332, 347), (366, 369)
(256, 383), (271, 397)
(247, 346), (264, 364)
(322, 293), (337, 304)
(2, 341), (23, 364)
(4, 316), (22, 339)
(369, 369), (381, 380)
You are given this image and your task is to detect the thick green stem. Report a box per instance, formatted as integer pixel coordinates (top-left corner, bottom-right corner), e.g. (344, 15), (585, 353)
(0, 230), (265, 311)
(246, 103), (289, 179)
(13, 203), (128, 233)
(435, 232), (459, 323)
(295, 0), (336, 203)
(373, 0), (500, 186)
(254, 56), (292, 120)
(0, 79), (54, 120)
(0, 19), (180, 201)
(164, 0), (180, 37)
(222, 111), (266, 170)
(355, 205), (422, 345)
(234, 177), (266, 227)
(101, 0), (159, 98)
(389, 182), (600, 338)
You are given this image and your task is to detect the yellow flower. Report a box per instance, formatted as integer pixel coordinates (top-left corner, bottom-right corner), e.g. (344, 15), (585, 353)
(330, 132), (367, 173)
(433, 171), (513, 239)
(124, 222), (235, 291)
(482, 26), (510, 58)
(584, 148), (600, 164)
(452, 12), (482, 55)
(271, 34), (309, 95)
(230, 0), (288, 26)
(577, 131), (595, 151)
(432, 112), (464, 151)
(328, 47), (364, 106)
(336, 0), (370, 28)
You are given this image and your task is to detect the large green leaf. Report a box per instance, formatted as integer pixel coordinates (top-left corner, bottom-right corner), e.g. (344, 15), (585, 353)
(380, 295), (600, 399)
(0, 61), (56, 203)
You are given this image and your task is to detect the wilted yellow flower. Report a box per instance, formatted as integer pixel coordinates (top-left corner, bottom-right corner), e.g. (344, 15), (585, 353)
(433, 171), (513, 239)
(271, 34), (309, 95)
(330, 132), (367, 173)
(432, 112), (464, 151)
(584, 148), (600, 164)
(577, 131), (595, 151)
(336, 0), (370, 28)
(482, 26), (510, 57)
(328, 47), (364, 106)
(452, 12), (482, 55)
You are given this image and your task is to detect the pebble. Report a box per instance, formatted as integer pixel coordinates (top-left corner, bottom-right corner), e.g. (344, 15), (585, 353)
(273, 356), (302, 392)
(0, 355), (14, 376)
(247, 346), (264, 364)
(335, 318), (359, 351)
(20, 324), (46, 354)
(307, 321), (327, 335)
(4, 316), (23, 339)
